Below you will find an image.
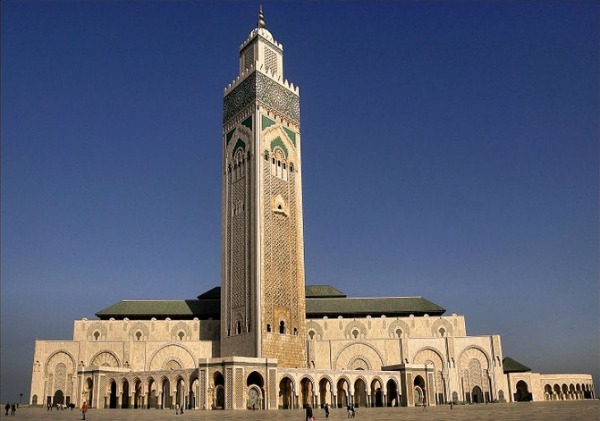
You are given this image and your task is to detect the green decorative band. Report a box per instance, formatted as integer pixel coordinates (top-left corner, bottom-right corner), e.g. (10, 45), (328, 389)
(283, 127), (297, 147)
(262, 115), (276, 130)
(242, 116), (253, 130)
(226, 129), (236, 146)
(270, 137), (288, 158)
(232, 138), (246, 158)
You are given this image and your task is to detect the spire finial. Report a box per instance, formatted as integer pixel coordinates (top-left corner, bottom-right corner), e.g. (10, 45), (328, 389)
(258, 5), (265, 29)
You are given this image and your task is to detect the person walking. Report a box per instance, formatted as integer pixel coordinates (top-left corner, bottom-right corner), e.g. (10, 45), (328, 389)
(5, 403), (9, 416)
(305, 404), (313, 421)
(81, 401), (89, 420)
(10, 404), (16, 416)
(324, 402), (330, 418)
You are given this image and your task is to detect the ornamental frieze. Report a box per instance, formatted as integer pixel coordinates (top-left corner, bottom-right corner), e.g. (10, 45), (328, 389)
(223, 72), (299, 124)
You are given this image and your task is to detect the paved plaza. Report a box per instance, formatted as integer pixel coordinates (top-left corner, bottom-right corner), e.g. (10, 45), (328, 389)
(3, 401), (599, 421)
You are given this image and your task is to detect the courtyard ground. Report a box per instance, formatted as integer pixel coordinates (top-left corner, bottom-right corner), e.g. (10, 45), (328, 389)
(3, 401), (599, 421)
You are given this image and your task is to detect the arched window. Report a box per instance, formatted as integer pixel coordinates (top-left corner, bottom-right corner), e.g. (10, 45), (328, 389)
(93, 331), (100, 341)
(178, 331), (185, 341)
(266, 324), (271, 333)
(308, 330), (315, 340)
(279, 321), (286, 334)
(270, 149), (289, 181)
(439, 327), (445, 337)
(135, 331), (142, 341)
(236, 321), (242, 335)
(395, 329), (402, 338)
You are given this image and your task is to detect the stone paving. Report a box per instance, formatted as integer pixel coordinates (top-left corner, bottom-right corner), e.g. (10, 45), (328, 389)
(3, 401), (599, 421)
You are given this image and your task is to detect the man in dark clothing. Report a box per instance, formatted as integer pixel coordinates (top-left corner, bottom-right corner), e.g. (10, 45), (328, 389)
(305, 404), (313, 421)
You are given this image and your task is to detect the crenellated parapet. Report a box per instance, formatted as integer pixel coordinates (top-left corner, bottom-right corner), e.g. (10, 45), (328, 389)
(223, 64), (299, 97)
(239, 27), (283, 54)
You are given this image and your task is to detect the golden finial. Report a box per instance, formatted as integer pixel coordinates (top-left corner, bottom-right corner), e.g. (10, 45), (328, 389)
(258, 5), (265, 28)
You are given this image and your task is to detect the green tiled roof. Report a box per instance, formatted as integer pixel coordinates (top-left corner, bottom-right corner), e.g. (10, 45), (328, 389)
(306, 296), (445, 317)
(305, 285), (346, 298)
(97, 285), (445, 319)
(502, 357), (531, 373)
(96, 299), (219, 320)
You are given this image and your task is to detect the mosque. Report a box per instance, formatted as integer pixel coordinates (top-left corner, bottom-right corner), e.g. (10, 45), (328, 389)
(29, 10), (595, 410)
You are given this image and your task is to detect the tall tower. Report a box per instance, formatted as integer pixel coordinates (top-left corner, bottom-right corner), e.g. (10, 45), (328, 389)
(220, 9), (306, 368)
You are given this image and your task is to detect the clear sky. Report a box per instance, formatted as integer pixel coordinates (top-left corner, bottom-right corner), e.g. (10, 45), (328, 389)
(1, 1), (598, 403)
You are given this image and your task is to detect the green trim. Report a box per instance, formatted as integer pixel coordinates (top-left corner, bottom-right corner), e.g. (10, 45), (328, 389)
(242, 116), (253, 130)
(283, 127), (297, 147)
(270, 137), (288, 158)
(226, 129), (236, 146)
(232, 138), (246, 157)
(262, 115), (276, 130)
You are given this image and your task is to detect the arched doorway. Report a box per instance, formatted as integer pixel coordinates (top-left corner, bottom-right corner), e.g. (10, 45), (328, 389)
(319, 378), (332, 407)
(370, 379), (383, 407)
(300, 378), (314, 408)
(176, 378), (185, 409)
(84, 378), (93, 408)
(162, 379), (171, 409)
(53, 390), (64, 406)
(148, 379), (158, 409)
(134, 379), (142, 408)
(337, 378), (349, 408)
(122, 380), (130, 408)
(279, 377), (294, 409)
(515, 380), (531, 401)
(386, 379), (399, 407)
(553, 384), (561, 400)
(212, 372), (224, 409)
(246, 371), (264, 410)
(413, 375), (425, 406)
(472, 386), (483, 403)
(108, 381), (117, 408)
(189, 378), (198, 409)
(354, 379), (367, 408)
(121, 379), (129, 409)
(544, 384), (552, 401)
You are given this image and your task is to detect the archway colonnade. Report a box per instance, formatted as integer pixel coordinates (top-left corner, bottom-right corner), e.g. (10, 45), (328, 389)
(543, 383), (595, 401)
(277, 370), (401, 409)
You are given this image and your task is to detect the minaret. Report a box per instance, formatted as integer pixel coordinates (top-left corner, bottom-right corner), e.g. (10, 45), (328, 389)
(220, 9), (306, 368)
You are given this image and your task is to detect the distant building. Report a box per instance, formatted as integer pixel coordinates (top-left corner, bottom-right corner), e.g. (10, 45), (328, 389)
(29, 9), (595, 410)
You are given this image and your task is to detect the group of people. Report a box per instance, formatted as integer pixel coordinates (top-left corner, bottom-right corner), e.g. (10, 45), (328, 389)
(4, 403), (16, 416)
(306, 403), (355, 420)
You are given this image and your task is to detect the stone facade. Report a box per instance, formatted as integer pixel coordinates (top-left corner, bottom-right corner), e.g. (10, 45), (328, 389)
(28, 9), (595, 411)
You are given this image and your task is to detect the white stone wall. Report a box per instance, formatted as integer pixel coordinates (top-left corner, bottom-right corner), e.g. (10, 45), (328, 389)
(30, 314), (594, 408)
(30, 318), (219, 407)
(506, 372), (596, 402)
(307, 314), (508, 404)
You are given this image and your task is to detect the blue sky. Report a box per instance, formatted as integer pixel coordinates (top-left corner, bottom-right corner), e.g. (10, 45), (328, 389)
(1, 1), (598, 402)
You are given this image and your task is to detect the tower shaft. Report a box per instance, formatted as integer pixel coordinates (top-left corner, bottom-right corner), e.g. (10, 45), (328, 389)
(220, 19), (306, 367)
